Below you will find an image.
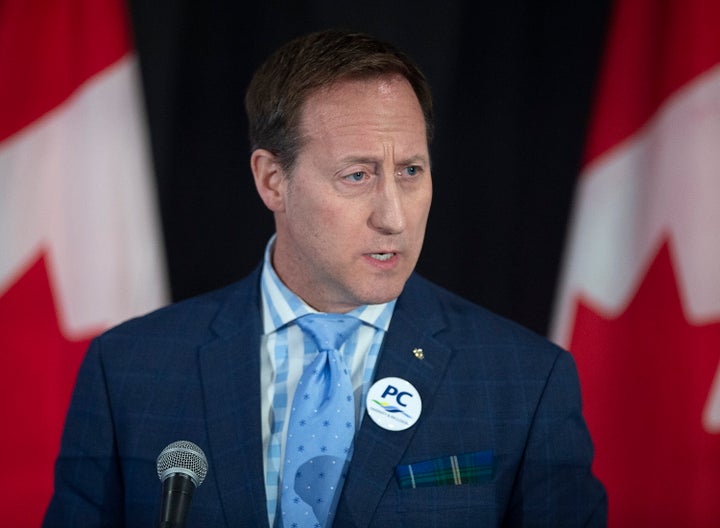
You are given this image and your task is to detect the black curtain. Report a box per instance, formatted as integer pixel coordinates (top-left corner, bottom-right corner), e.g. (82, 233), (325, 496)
(127, 0), (611, 336)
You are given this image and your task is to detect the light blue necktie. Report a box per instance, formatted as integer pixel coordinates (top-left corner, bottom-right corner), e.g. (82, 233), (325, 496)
(279, 313), (362, 528)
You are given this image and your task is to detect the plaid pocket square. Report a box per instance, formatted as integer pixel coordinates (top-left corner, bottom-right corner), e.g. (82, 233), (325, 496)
(395, 450), (494, 489)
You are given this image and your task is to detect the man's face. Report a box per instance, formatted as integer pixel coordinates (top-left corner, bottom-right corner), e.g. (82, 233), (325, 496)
(270, 75), (432, 313)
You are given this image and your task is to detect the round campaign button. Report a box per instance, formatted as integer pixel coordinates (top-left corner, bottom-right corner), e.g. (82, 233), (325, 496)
(366, 377), (422, 431)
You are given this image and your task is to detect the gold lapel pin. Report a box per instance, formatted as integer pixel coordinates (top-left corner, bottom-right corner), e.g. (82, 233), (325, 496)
(412, 348), (424, 360)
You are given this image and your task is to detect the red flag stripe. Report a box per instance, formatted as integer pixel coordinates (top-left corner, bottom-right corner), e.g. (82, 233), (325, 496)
(583, 0), (720, 166)
(0, 0), (131, 142)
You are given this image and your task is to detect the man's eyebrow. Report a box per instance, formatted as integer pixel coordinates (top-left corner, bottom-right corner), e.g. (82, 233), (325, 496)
(398, 155), (430, 166)
(338, 155), (430, 166)
(338, 156), (379, 165)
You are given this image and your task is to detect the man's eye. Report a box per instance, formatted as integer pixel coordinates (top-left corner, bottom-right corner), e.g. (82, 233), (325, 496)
(403, 166), (421, 177)
(345, 172), (366, 182)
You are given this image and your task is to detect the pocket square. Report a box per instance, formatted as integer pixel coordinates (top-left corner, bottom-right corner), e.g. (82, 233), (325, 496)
(395, 450), (494, 489)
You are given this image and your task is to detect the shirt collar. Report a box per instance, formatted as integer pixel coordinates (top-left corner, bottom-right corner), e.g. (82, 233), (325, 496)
(259, 235), (396, 334)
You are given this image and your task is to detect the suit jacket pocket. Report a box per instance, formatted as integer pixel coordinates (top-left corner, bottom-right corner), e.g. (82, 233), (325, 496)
(370, 480), (501, 527)
(367, 450), (500, 526)
(395, 450), (494, 489)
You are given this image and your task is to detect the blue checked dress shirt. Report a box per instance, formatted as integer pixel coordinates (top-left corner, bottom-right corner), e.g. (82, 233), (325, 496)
(259, 237), (396, 526)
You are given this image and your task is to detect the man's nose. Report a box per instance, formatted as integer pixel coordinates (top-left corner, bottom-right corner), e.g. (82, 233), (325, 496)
(368, 175), (406, 234)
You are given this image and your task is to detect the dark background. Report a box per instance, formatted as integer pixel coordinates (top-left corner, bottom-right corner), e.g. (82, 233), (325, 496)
(126, 0), (612, 337)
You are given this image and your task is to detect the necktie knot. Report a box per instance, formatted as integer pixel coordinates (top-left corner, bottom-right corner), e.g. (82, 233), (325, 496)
(295, 313), (362, 352)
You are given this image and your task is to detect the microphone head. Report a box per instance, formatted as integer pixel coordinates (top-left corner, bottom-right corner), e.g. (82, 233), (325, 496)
(156, 440), (208, 487)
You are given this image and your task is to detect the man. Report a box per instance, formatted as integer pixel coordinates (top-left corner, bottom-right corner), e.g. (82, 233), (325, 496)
(44, 29), (606, 527)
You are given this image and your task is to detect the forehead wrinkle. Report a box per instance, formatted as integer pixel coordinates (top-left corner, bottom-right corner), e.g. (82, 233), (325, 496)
(382, 142), (429, 168)
(336, 147), (429, 168)
(303, 77), (421, 135)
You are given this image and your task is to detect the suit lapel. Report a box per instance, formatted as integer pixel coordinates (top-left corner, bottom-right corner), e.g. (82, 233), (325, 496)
(198, 269), (271, 527)
(336, 275), (454, 527)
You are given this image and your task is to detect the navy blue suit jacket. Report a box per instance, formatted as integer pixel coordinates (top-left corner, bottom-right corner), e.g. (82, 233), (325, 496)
(44, 268), (606, 527)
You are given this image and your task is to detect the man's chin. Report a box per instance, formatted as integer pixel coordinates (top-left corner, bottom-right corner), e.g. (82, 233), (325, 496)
(355, 283), (407, 307)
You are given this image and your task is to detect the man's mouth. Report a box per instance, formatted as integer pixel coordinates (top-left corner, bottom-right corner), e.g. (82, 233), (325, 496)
(369, 253), (395, 261)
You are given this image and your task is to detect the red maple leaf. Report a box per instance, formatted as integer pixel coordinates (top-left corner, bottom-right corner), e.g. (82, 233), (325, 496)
(570, 241), (720, 527)
(0, 254), (95, 527)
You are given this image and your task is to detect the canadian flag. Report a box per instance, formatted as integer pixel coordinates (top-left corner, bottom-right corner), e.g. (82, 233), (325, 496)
(0, 0), (168, 526)
(551, 0), (720, 526)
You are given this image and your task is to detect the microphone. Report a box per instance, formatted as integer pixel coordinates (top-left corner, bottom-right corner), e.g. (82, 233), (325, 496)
(156, 440), (208, 528)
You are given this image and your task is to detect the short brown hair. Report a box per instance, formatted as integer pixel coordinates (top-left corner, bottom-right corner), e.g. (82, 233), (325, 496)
(245, 29), (433, 173)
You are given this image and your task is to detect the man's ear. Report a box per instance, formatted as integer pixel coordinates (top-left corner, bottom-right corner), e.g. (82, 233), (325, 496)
(251, 149), (287, 212)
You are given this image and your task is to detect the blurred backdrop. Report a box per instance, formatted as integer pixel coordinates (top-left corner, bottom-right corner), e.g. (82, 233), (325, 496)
(5, 1), (720, 526)
(0, 3), (611, 525)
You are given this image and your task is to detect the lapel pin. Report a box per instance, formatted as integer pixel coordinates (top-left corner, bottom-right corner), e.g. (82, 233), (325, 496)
(412, 348), (424, 360)
(366, 377), (422, 431)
